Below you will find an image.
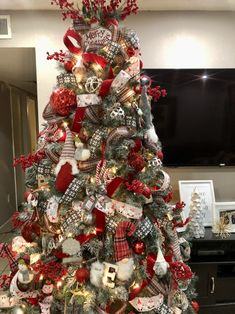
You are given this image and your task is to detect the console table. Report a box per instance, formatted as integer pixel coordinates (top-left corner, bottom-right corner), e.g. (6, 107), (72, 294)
(189, 227), (235, 314)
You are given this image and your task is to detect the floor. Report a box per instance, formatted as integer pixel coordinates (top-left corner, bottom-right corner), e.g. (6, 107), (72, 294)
(0, 220), (15, 278)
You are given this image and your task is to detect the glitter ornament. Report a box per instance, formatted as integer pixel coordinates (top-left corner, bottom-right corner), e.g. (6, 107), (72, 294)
(132, 240), (145, 255)
(75, 267), (90, 283)
(50, 88), (77, 116)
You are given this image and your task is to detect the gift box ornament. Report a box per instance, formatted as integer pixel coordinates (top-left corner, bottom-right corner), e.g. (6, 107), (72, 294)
(123, 29), (140, 50)
(102, 41), (121, 63)
(59, 178), (86, 205)
(77, 94), (101, 107)
(116, 86), (135, 104)
(37, 162), (52, 176)
(111, 70), (131, 93)
(134, 217), (153, 239)
(56, 73), (77, 87)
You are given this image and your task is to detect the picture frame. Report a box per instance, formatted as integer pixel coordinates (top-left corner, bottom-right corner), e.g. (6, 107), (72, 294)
(212, 202), (235, 233)
(0, 15), (12, 39)
(178, 180), (215, 228)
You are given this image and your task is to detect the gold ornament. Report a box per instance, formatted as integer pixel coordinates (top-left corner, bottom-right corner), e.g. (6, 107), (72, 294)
(11, 304), (28, 314)
(214, 216), (231, 239)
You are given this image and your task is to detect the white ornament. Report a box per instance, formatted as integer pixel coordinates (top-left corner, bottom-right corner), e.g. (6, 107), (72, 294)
(75, 142), (91, 161)
(102, 262), (118, 288)
(110, 106), (125, 120)
(90, 261), (104, 287)
(85, 76), (102, 93)
(10, 271), (38, 299)
(17, 262), (34, 284)
(116, 258), (134, 281)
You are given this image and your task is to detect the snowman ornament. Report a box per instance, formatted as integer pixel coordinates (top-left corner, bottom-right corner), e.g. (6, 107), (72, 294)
(39, 281), (54, 314)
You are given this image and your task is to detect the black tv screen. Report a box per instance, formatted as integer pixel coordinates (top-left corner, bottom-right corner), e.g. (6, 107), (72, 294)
(144, 68), (235, 166)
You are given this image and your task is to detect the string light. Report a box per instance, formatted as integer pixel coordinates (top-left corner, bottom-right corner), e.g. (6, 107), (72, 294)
(57, 280), (62, 289)
(39, 274), (44, 281)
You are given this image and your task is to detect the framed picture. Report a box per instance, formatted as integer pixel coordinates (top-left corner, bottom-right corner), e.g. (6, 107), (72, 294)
(178, 180), (215, 227)
(212, 202), (235, 233)
(0, 15), (12, 39)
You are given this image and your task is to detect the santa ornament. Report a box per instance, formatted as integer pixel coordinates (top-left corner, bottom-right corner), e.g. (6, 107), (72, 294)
(55, 126), (79, 192)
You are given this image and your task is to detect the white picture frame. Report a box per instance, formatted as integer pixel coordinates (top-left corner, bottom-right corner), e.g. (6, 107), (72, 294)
(178, 180), (215, 228)
(0, 15), (12, 39)
(212, 202), (235, 233)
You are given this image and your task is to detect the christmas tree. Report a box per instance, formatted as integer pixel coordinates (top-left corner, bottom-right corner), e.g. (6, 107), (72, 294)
(0, 1), (198, 313)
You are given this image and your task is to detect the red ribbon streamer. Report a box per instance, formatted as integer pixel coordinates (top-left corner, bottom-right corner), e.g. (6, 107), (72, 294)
(106, 176), (124, 197)
(71, 107), (86, 133)
(75, 233), (96, 245)
(63, 28), (82, 55)
(93, 208), (106, 235)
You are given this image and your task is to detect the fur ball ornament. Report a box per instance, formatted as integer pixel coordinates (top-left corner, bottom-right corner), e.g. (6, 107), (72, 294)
(62, 238), (80, 256)
(116, 258), (134, 281)
(90, 261), (104, 287)
(74, 141), (91, 161)
(75, 267), (90, 284)
(50, 88), (76, 116)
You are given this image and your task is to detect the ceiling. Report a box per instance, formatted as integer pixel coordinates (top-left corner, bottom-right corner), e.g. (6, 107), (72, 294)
(0, 0), (235, 11)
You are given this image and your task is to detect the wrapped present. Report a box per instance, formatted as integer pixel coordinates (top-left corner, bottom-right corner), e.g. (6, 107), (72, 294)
(111, 70), (131, 92)
(56, 73), (77, 86)
(103, 41), (121, 63)
(116, 86), (135, 104)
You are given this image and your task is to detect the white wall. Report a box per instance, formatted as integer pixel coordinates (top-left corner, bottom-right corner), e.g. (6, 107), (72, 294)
(1, 10), (235, 202)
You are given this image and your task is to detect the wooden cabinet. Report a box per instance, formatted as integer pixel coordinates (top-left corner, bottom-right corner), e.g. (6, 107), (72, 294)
(189, 228), (235, 314)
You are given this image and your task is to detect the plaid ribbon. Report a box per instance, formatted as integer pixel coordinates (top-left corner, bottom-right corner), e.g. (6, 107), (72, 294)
(59, 178), (85, 205)
(146, 274), (168, 297)
(84, 105), (102, 124)
(37, 162), (52, 176)
(171, 229), (182, 262)
(89, 128), (107, 158)
(0, 243), (18, 273)
(103, 41), (120, 63)
(42, 102), (64, 124)
(155, 303), (174, 314)
(78, 158), (99, 172)
(62, 210), (82, 233)
(56, 73), (77, 87)
(134, 217), (153, 239)
(114, 221), (136, 261)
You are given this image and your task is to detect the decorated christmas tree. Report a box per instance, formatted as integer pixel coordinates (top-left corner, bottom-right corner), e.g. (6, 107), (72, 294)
(0, 1), (199, 313)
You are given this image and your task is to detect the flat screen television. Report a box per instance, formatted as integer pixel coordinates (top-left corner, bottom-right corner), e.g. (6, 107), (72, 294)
(144, 68), (235, 167)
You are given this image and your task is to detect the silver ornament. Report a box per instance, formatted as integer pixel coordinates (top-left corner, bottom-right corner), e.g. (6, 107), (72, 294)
(110, 106), (125, 120)
(83, 212), (94, 225)
(11, 304), (28, 314)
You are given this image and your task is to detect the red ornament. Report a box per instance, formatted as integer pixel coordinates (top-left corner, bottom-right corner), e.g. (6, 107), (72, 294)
(156, 150), (164, 161)
(64, 59), (75, 72)
(191, 300), (199, 313)
(132, 240), (145, 255)
(128, 152), (145, 172)
(127, 47), (135, 57)
(50, 88), (77, 116)
(75, 267), (90, 283)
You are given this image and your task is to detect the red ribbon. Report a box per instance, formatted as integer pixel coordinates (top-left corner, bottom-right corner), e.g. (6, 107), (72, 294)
(63, 28), (82, 55)
(75, 233), (96, 245)
(129, 253), (157, 301)
(83, 53), (108, 68)
(71, 107), (86, 133)
(93, 208), (106, 235)
(106, 176), (124, 197)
